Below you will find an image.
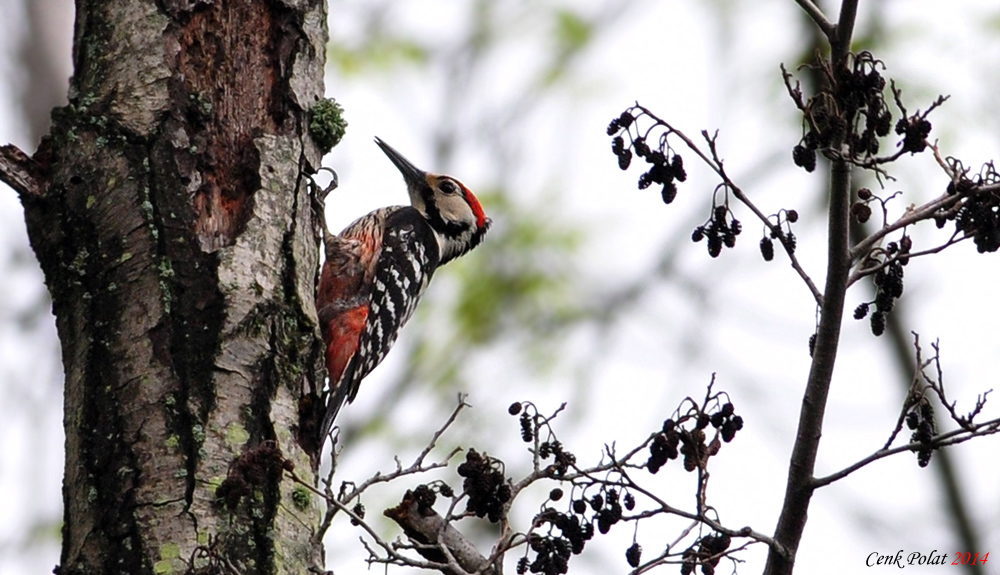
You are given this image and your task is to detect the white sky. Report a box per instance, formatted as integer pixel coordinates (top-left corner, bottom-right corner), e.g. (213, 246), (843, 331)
(1, 1), (999, 574)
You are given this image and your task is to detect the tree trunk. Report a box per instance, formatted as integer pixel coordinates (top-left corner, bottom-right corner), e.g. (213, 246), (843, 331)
(8, 0), (330, 572)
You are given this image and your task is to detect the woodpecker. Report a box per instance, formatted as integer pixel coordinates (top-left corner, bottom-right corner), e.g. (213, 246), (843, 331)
(317, 138), (490, 442)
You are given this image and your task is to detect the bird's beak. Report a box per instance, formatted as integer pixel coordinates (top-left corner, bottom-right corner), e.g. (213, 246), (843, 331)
(374, 137), (426, 190)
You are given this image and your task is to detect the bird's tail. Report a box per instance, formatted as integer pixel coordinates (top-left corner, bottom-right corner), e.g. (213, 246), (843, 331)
(319, 378), (352, 448)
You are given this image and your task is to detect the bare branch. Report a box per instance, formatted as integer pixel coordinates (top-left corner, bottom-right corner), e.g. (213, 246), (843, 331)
(792, 0), (835, 38)
(631, 540), (759, 575)
(384, 491), (498, 575)
(309, 396), (469, 544)
(811, 416), (1000, 488)
(602, 448), (781, 551)
(415, 394), (472, 464)
(931, 141), (961, 181)
(918, 339), (993, 430)
(0, 144), (43, 198)
(339, 396), (468, 504)
(632, 104), (824, 305)
(882, 383), (922, 451)
(848, 191), (964, 262)
(832, 0), (860, 62)
(847, 232), (967, 287)
(293, 464), (481, 574)
(814, 333), (999, 488)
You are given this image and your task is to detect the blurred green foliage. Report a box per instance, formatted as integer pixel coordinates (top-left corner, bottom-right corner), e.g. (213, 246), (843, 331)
(553, 8), (593, 52)
(450, 190), (584, 346)
(329, 38), (427, 76)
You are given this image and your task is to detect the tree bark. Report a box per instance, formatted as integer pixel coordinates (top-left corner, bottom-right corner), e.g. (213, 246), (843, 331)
(5, 0), (330, 573)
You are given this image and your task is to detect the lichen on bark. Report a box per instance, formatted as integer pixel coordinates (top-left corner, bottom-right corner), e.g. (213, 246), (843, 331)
(9, 1), (331, 573)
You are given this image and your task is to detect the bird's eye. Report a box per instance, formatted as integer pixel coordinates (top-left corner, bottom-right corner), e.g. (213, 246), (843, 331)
(439, 180), (459, 195)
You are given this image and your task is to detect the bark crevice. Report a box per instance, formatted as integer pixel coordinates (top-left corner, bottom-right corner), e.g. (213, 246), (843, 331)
(11, 1), (330, 573)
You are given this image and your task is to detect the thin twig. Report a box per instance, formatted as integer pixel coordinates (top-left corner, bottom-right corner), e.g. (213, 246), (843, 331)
(338, 396), (469, 504)
(543, 429), (781, 554)
(631, 540), (759, 575)
(792, 0), (835, 38)
(918, 339), (993, 430)
(308, 396), (469, 546)
(848, 192), (963, 262)
(606, 453), (781, 551)
(420, 394), (472, 461)
(847, 232), (967, 286)
(811, 416), (1000, 488)
(633, 104), (824, 305)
